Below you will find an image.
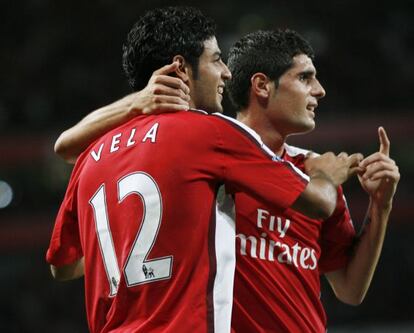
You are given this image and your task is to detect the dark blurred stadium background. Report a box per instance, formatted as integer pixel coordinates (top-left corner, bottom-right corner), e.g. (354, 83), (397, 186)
(1, 0), (413, 331)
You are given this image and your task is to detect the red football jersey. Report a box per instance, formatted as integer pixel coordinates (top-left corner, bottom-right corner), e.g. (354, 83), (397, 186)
(231, 144), (355, 333)
(46, 111), (308, 333)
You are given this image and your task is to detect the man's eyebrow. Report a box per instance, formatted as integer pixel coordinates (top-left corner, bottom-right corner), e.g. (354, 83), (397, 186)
(298, 69), (316, 77)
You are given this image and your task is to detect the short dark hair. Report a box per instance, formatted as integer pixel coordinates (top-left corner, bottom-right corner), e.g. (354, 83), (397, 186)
(227, 29), (314, 110)
(122, 6), (216, 90)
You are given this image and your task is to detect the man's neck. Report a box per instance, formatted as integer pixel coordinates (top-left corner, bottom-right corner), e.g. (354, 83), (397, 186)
(236, 108), (286, 156)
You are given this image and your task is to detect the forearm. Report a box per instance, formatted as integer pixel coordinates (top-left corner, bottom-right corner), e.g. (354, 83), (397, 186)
(54, 63), (191, 163)
(55, 93), (137, 163)
(292, 172), (338, 219)
(50, 257), (85, 281)
(327, 199), (392, 305)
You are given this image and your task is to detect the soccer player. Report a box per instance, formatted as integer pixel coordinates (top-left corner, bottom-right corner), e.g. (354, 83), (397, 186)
(226, 29), (400, 332)
(46, 7), (361, 333)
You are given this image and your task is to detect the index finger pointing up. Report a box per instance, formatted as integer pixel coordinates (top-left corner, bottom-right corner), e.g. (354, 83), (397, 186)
(378, 126), (390, 156)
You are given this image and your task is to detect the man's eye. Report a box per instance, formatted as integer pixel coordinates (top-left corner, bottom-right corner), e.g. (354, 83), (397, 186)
(299, 74), (312, 82)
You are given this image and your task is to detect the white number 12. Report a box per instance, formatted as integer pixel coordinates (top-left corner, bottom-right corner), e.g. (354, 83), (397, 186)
(89, 172), (173, 296)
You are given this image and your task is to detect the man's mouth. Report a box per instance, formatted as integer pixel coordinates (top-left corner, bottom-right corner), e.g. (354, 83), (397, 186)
(306, 103), (318, 111)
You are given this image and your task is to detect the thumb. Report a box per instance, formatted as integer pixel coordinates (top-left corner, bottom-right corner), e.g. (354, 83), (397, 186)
(378, 126), (390, 156)
(152, 61), (180, 76)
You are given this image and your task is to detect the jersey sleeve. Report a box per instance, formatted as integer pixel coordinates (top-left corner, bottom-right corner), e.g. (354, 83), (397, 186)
(209, 115), (308, 211)
(318, 186), (356, 274)
(46, 161), (84, 267)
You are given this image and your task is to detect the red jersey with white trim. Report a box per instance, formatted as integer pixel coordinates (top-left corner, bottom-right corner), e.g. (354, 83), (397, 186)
(46, 111), (308, 333)
(231, 144), (355, 333)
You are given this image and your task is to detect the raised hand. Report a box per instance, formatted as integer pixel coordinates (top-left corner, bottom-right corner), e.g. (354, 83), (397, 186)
(129, 61), (191, 115)
(358, 127), (400, 206)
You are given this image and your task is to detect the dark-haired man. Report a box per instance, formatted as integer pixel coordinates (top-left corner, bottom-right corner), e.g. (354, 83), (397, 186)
(226, 29), (399, 332)
(46, 7), (360, 333)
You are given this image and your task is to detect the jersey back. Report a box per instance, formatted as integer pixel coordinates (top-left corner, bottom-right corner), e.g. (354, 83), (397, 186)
(47, 111), (308, 333)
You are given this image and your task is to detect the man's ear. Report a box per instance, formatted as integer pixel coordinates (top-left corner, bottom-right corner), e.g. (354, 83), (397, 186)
(250, 73), (272, 99)
(173, 55), (190, 83)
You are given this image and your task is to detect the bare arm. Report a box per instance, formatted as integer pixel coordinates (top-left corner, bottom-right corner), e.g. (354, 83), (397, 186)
(55, 94), (139, 163)
(292, 152), (363, 219)
(325, 127), (400, 305)
(50, 257), (85, 281)
(55, 62), (190, 163)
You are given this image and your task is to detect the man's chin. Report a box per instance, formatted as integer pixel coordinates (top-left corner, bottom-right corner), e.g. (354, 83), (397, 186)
(305, 122), (316, 133)
(291, 122), (315, 135)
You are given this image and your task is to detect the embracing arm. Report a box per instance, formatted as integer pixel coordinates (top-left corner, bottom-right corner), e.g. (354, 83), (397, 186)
(55, 62), (190, 163)
(292, 152), (363, 219)
(55, 94), (139, 163)
(50, 257), (85, 281)
(325, 127), (400, 305)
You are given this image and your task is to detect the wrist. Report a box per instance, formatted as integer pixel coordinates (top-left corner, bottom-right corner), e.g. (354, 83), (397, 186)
(309, 170), (335, 187)
(369, 198), (393, 217)
(126, 92), (144, 116)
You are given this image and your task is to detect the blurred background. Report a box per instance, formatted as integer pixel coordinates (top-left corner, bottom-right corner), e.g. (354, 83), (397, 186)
(1, 0), (413, 331)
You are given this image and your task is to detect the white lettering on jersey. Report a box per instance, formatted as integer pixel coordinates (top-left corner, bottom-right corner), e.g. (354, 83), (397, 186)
(142, 123), (159, 143)
(236, 233), (318, 269)
(259, 233), (267, 259)
(237, 208), (318, 270)
(89, 172), (173, 296)
(91, 143), (104, 162)
(256, 208), (290, 238)
(90, 124), (160, 162)
(127, 128), (137, 147)
(110, 133), (122, 152)
(237, 234), (258, 258)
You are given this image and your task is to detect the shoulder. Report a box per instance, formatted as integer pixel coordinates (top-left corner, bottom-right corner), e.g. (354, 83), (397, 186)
(210, 113), (278, 159)
(284, 143), (319, 158)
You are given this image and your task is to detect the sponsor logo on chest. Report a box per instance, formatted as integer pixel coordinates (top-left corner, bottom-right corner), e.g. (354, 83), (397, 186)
(236, 208), (317, 270)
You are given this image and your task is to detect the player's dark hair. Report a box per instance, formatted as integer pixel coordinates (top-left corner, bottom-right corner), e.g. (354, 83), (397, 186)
(122, 6), (216, 90)
(227, 29), (314, 111)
